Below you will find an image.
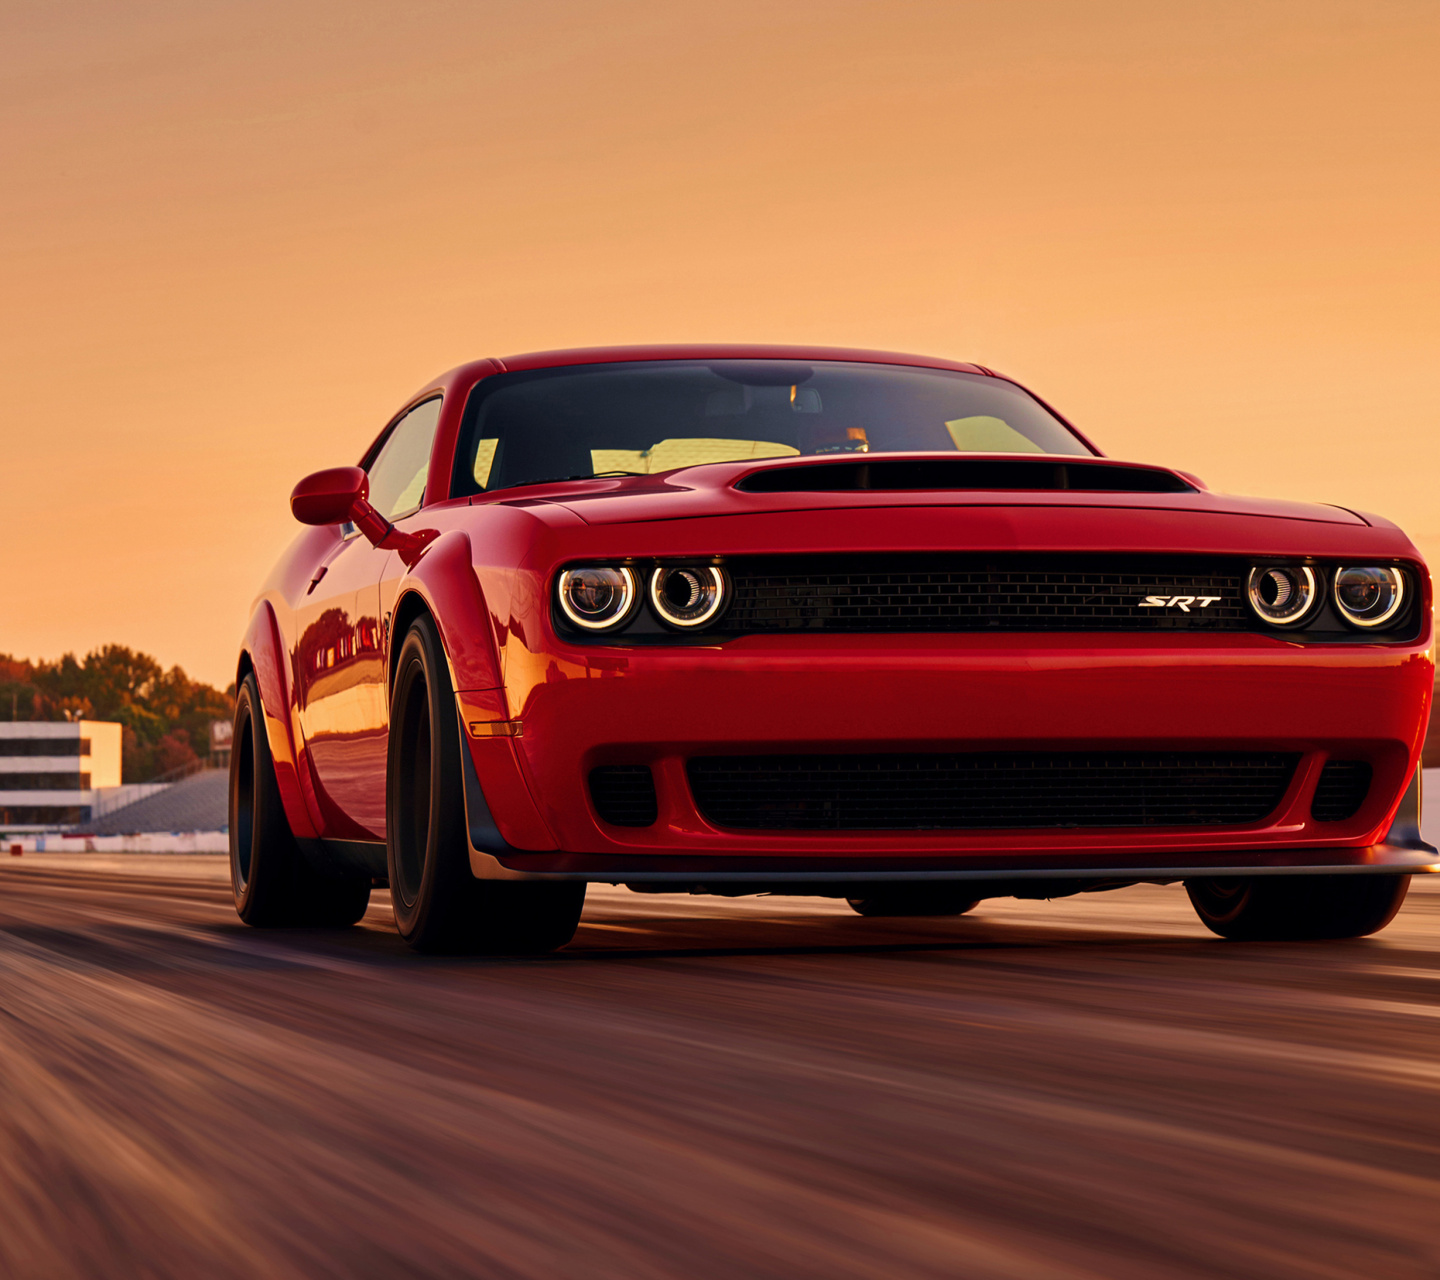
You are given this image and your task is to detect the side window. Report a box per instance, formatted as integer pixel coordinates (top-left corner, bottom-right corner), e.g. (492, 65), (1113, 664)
(366, 399), (442, 519)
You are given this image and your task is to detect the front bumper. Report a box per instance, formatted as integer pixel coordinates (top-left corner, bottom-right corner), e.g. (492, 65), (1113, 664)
(459, 631), (1436, 883)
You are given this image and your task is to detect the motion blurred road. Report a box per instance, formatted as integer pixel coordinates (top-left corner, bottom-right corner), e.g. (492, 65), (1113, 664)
(1, 858), (1437, 1280)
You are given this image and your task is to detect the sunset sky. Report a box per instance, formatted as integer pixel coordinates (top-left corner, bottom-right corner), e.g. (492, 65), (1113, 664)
(3, 0), (1437, 688)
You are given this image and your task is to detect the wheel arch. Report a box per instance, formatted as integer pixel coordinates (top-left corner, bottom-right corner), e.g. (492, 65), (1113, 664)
(388, 589), (442, 691)
(385, 531), (504, 696)
(237, 600), (320, 840)
(384, 552), (559, 858)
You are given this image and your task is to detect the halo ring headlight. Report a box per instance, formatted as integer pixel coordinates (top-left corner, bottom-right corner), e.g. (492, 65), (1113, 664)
(649, 566), (726, 628)
(1247, 565), (1318, 627)
(557, 566), (638, 631)
(1333, 566), (1404, 629)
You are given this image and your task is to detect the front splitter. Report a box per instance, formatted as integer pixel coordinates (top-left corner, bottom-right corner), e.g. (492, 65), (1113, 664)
(460, 724), (1437, 884)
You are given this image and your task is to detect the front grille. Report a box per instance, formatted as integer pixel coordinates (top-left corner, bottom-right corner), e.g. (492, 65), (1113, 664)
(1311, 760), (1372, 821)
(590, 765), (658, 826)
(719, 555), (1249, 633)
(688, 751), (1300, 830)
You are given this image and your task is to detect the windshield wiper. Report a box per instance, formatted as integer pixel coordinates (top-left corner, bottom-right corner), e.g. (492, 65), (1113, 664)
(494, 470), (645, 491)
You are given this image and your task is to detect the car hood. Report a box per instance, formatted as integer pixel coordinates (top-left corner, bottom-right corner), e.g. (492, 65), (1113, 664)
(479, 453), (1369, 530)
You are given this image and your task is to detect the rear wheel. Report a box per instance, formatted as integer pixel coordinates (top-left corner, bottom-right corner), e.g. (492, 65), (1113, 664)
(847, 887), (981, 918)
(1185, 874), (1409, 940)
(229, 673), (371, 927)
(387, 615), (585, 954)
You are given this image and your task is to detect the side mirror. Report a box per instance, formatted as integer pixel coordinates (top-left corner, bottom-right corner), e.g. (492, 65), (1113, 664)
(291, 467), (368, 526)
(289, 464), (434, 563)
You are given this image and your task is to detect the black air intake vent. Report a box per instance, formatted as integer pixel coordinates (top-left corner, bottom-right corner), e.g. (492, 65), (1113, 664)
(688, 751), (1300, 831)
(736, 458), (1193, 494)
(589, 765), (658, 827)
(1311, 760), (1372, 822)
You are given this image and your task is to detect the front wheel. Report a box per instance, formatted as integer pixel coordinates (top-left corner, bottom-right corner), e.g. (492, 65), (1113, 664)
(387, 615), (585, 954)
(1185, 874), (1409, 941)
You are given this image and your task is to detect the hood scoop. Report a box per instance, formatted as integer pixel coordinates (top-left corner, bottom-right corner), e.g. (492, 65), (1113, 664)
(735, 456), (1195, 494)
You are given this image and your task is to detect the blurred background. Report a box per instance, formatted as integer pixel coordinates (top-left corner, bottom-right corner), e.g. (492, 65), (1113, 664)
(2, 0), (1436, 690)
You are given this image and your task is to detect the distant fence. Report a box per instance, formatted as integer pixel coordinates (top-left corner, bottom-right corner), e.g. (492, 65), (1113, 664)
(8, 832), (228, 854)
(84, 762), (223, 827)
(90, 783), (171, 820)
(145, 758), (212, 786)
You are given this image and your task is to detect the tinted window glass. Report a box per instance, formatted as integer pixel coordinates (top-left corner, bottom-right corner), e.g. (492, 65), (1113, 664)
(0, 739), (86, 757)
(368, 398), (442, 517)
(453, 361), (1088, 494)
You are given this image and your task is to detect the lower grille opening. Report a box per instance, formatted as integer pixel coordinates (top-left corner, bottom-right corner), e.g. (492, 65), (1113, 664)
(1311, 760), (1373, 822)
(590, 765), (658, 827)
(687, 751), (1300, 831)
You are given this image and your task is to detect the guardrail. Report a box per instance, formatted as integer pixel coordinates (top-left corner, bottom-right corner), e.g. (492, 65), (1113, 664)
(143, 758), (212, 786)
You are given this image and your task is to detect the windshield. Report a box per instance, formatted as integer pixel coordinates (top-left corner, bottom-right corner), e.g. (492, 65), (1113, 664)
(452, 360), (1091, 494)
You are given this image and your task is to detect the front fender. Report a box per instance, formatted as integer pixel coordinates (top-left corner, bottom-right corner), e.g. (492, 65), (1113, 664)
(239, 601), (321, 840)
(387, 530), (559, 851)
(389, 530), (504, 693)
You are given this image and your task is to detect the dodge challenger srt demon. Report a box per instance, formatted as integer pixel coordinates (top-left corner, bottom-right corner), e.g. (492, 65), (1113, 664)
(230, 345), (1436, 952)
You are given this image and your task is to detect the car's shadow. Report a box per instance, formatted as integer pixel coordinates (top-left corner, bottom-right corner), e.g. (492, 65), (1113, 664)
(2, 868), (1400, 972)
(10, 905), (1403, 977)
(197, 902), (1267, 969)
(5, 864), (1422, 989)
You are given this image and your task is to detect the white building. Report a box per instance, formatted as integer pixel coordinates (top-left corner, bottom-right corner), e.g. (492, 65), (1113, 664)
(0, 721), (122, 833)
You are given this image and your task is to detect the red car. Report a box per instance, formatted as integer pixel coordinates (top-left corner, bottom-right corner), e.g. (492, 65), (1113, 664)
(229, 345), (1436, 951)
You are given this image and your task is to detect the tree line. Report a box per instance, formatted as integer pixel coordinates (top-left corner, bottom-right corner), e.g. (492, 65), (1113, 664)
(0, 646), (232, 783)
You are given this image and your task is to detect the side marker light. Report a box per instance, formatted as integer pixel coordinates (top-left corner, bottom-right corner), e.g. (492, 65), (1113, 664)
(468, 721), (524, 738)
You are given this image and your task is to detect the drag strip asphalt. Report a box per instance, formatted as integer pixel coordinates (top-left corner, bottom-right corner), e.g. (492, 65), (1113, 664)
(1, 856), (1438, 1279)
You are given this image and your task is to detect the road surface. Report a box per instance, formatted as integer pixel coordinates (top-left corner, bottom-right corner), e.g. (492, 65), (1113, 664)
(1, 856), (1438, 1279)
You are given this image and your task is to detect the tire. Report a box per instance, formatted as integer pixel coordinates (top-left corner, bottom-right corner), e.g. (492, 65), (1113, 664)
(229, 673), (372, 927)
(386, 614), (585, 954)
(847, 887), (981, 918)
(1185, 874), (1410, 941)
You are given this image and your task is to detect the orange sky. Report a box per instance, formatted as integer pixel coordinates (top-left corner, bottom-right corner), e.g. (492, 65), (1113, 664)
(3, 0), (1437, 688)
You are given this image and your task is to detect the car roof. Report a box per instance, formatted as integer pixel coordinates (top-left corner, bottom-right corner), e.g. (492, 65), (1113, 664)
(489, 344), (991, 375)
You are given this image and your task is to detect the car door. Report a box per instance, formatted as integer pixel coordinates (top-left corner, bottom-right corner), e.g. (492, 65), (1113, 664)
(294, 397), (443, 839)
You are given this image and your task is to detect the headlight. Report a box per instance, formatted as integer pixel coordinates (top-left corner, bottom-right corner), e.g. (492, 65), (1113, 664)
(1333, 566), (1404, 628)
(557, 566), (638, 631)
(1247, 565), (1317, 627)
(650, 566), (726, 628)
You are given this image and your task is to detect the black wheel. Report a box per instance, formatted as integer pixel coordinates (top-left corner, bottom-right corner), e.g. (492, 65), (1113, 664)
(229, 673), (372, 927)
(386, 614), (585, 954)
(846, 887), (982, 917)
(1185, 874), (1410, 940)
